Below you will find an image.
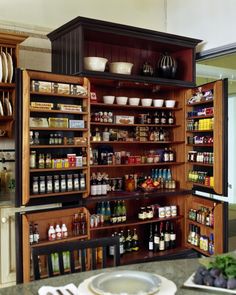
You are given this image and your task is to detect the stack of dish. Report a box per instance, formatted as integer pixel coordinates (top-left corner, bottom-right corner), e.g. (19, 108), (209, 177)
(0, 50), (14, 83)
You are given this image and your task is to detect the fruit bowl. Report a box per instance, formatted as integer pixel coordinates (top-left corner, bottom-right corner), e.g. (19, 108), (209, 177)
(139, 186), (158, 193)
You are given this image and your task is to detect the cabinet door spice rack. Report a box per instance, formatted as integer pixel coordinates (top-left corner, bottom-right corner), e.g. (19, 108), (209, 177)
(18, 70), (90, 206)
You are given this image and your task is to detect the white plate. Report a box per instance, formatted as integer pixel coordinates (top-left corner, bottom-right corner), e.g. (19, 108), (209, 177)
(4, 98), (12, 116)
(6, 53), (13, 83)
(89, 270), (161, 295)
(184, 272), (236, 294)
(1, 52), (8, 83)
(0, 101), (3, 116)
(79, 273), (177, 295)
(0, 54), (2, 83)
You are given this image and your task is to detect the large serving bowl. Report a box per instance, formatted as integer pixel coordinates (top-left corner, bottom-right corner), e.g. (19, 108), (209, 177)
(116, 96), (128, 105)
(129, 97), (140, 106)
(109, 62), (133, 75)
(165, 100), (176, 108)
(103, 96), (115, 104)
(141, 98), (152, 107)
(153, 99), (164, 107)
(84, 57), (108, 72)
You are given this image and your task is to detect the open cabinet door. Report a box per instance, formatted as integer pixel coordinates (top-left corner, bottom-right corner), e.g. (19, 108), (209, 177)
(184, 79), (228, 196)
(16, 206), (90, 283)
(185, 194), (228, 256)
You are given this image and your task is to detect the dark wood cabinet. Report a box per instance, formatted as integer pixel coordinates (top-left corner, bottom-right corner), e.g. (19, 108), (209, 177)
(16, 18), (229, 282)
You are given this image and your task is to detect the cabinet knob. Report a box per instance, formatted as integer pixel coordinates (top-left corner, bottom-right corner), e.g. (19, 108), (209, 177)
(1, 217), (7, 223)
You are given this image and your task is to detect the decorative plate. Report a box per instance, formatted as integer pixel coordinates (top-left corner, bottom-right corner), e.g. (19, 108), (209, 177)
(6, 52), (13, 83)
(1, 52), (8, 83)
(89, 270), (161, 295)
(0, 54), (2, 83)
(184, 272), (236, 294)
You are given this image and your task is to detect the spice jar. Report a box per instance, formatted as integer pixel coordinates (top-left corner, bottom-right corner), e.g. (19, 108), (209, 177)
(138, 207), (146, 220)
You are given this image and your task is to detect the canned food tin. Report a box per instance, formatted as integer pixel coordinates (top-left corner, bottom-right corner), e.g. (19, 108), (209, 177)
(158, 207), (165, 218)
(165, 206), (171, 217)
(171, 205), (177, 216)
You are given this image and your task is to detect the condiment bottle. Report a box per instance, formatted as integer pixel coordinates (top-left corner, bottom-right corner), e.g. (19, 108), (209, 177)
(48, 225), (56, 241)
(61, 223), (68, 238)
(55, 224), (62, 239)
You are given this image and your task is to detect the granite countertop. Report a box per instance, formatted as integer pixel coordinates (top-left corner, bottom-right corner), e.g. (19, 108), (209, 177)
(0, 257), (231, 295)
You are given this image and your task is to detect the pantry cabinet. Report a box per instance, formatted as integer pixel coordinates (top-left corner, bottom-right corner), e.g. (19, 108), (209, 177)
(16, 17), (228, 282)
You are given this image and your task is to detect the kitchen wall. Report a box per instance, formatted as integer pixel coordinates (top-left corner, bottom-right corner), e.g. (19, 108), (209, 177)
(166, 0), (236, 51)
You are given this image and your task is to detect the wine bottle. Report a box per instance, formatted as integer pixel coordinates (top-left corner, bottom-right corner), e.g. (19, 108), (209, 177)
(132, 228), (139, 251)
(153, 224), (160, 252)
(159, 222), (165, 251)
(170, 222), (176, 249)
(164, 221), (170, 250)
(148, 225), (154, 251)
(125, 229), (132, 252)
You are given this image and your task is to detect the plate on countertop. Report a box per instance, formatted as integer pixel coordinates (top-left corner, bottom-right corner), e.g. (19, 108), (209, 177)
(184, 272), (236, 294)
(6, 52), (13, 83)
(78, 271), (177, 295)
(1, 52), (8, 83)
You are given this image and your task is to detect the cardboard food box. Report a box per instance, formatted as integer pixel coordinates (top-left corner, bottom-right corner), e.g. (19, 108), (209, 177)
(48, 117), (68, 128)
(31, 80), (52, 93)
(69, 120), (85, 128)
(115, 115), (134, 125)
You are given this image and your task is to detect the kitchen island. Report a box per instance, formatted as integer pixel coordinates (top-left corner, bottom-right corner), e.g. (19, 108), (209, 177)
(0, 257), (231, 294)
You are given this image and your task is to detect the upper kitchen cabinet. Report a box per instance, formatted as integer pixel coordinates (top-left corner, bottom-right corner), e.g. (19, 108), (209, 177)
(47, 17), (201, 87)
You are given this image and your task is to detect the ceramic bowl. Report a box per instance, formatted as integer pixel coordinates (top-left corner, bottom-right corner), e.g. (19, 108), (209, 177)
(103, 96), (115, 104)
(153, 99), (164, 107)
(129, 97), (140, 106)
(141, 98), (152, 107)
(84, 57), (108, 71)
(116, 96), (128, 105)
(165, 100), (176, 108)
(109, 62), (133, 75)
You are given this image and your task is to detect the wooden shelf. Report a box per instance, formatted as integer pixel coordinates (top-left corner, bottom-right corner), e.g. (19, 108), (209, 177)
(187, 181), (213, 189)
(187, 162), (213, 167)
(91, 102), (182, 111)
(186, 114), (213, 119)
(30, 190), (87, 198)
(186, 143), (213, 147)
(30, 166), (87, 172)
(30, 108), (88, 115)
(186, 129), (213, 133)
(90, 215), (183, 232)
(91, 162), (184, 168)
(186, 219), (213, 230)
(85, 188), (191, 203)
(0, 82), (16, 88)
(186, 99), (213, 107)
(91, 122), (180, 128)
(30, 127), (88, 131)
(30, 234), (88, 248)
(30, 91), (88, 99)
(90, 140), (185, 145)
(0, 116), (14, 121)
(30, 144), (87, 148)
(186, 243), (210, 257)
(119, 246), (189, 265)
